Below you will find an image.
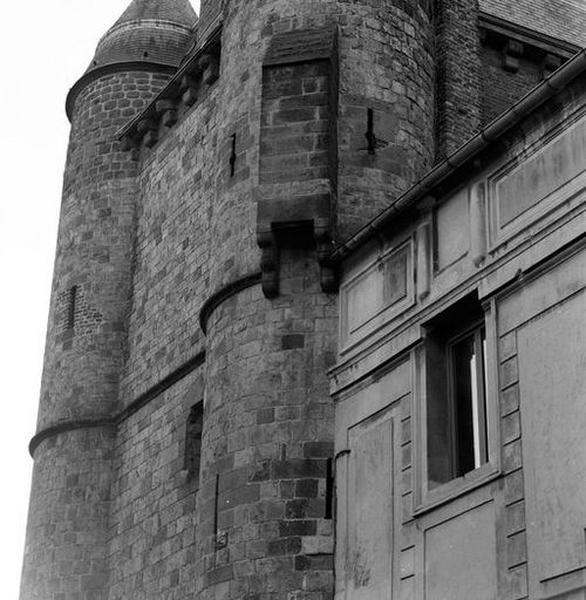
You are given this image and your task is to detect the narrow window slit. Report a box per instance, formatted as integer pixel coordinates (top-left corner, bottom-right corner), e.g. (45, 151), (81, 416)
(214, 472), (219, 537)
(325, 457), (334, 519)
(184, 402), (203, 479)
(213, 473), (229, 553)
(365, 108), (376, 155)
(229, 133), (237, 176)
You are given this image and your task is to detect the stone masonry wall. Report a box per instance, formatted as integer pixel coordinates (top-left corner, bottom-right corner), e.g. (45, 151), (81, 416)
(21, 428), (115, 600)
(204, 0), (438, 286)
(336, 0), (435, 239)
(198, 252), (337, 600)
(39, 70), (171, 429)
(25, 1), (586, 599)
(260, 60), (332, 187)
(21, 69), (172, 600)
(435, 0), (482, 159)
(112, 2), (441, 599)
(481, 41), (552, 126)
(107, 368), (205, 599)
(120, 90), (220, 403)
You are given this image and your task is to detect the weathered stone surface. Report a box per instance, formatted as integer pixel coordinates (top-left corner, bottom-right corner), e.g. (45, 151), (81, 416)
(22, 1), (586, 599)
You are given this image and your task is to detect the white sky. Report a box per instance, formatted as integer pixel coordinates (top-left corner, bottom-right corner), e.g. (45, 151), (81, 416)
(0, 1), (199, 596)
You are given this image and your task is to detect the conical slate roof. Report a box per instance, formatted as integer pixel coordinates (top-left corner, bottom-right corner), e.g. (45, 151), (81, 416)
(87, 0), (197, 72)
(113, 0), (197, 29)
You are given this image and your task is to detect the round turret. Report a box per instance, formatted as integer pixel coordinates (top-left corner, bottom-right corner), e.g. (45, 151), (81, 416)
(20, 2), (197, 599)
(67, 0), (197, 119)
(195, 1), (435, 598)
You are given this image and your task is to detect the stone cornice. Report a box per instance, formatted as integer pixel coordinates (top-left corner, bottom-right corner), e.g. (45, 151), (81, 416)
(29, 350), (206, 457)
(29, 418), (115, 457)
(199, 272), (262, 335)
(117, 350), (205, 424)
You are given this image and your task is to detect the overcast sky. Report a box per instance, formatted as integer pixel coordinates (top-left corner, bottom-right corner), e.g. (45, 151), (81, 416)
(0, 1), (199, 596)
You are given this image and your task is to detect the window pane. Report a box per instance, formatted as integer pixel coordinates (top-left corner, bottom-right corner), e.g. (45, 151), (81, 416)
(424, 294), (491, 492)
(479, 329), (489, 464)
(452, 334), (476, 476)
(451, 329), (488, 477)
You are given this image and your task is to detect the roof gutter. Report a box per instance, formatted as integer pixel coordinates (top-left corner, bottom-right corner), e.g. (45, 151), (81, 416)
(330, 47), (586, 263)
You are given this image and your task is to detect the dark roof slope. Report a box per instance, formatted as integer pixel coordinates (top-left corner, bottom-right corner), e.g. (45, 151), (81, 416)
(480, 0), (586, 47)
(113, 0), (197, 29)
(88, 0), (197, 72)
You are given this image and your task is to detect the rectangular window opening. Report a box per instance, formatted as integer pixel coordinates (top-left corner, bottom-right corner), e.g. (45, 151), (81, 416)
(185, 402), (204, 482)
(325, 457), (334, 519)
(424, 293), (490, 490)
(229, 133), (237, 177)
(449, 326), (488, 477)
(365, 108), (376, 155)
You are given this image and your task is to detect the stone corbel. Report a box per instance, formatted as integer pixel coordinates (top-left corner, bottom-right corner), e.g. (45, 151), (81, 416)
(314, 217), (337, 293)
(181, 75), (199, 107)
(137, 118), (158, 149)
(257, 225), (280, 299)
(156, 99), (178, 129)
(116, 27), (222, 156)
(120, 135), (133, 152)
(120, 134), (140, 160)
(144, 132), (158, 149)
(199, 53), (220, 86)
(502, 39), (524, 73)
(256, 193), (336, 298)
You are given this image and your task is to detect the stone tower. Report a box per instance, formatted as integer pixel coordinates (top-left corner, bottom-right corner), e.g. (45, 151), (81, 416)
(21, 0), (584, 598)
(188, 2), (439, 598)
(20, 1), (196, 597)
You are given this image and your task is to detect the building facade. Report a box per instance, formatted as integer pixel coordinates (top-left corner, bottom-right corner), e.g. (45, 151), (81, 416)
(20, 0), (586, 599)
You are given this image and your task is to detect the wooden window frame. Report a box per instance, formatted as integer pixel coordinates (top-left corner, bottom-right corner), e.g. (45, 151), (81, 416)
(413, 295), (500, 515)
(446, 323), (489, 477)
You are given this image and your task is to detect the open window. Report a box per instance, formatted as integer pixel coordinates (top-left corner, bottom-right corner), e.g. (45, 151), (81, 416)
(417, 292), (498, 509)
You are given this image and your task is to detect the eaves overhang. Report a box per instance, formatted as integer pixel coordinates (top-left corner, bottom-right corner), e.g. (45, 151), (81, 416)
(479, 11), (581, 58)
(330, 47), (586, 264)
